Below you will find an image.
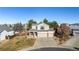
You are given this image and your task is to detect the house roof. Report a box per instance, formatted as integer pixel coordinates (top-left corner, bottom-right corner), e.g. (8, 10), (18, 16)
(32, 23), (48, 26)
(29, 29), (54, 32)
(0, 26), (13, 32)
(71, 23), (79, 26)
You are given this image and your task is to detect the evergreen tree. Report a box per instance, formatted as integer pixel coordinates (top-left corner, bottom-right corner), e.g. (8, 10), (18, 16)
(27, 19), (37, 30)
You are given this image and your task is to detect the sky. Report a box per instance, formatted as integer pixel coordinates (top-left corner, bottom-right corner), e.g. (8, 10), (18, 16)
(0, 7), (79, 24)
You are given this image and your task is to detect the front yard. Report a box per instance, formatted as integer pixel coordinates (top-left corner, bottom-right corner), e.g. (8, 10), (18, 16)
(0, 36), (36, 51)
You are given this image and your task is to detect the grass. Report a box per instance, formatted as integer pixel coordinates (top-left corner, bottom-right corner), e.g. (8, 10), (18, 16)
(0, 36), (36, 51)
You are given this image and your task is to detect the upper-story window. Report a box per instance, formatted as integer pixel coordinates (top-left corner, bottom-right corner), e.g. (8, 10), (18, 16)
(40, 26), (44, 30)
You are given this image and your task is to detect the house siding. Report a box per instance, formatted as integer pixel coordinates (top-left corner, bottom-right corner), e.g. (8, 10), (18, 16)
(0, 30), (15, 41)
(0, 30), (7, 41)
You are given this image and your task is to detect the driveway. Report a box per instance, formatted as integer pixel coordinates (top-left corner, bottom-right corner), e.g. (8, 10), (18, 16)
(30, 37), (78, 50)
(20, 36), (79, 51)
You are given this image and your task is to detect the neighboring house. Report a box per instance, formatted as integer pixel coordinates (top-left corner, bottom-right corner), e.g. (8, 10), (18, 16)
(28, 23), (54, 38)
(69, 23), (79, 35)
(0, 26), (15, 41)
(61, 23), (79, 35)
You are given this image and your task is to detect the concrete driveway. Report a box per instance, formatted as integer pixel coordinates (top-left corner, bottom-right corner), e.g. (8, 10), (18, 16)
(20, 36), (79, 51)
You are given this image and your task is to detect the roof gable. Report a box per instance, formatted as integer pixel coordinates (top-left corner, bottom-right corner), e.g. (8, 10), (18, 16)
(37, 23), (49, 26)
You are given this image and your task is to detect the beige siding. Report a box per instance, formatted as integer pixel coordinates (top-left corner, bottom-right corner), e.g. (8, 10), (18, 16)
(32, 25), (36, 29)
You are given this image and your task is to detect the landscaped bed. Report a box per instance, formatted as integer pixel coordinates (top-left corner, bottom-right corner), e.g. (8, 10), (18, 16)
(0, 36), (36, 51)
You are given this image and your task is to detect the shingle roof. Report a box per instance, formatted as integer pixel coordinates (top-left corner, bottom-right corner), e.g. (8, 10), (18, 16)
(0, 26), (13, 32)
(71, 23), (79, 26)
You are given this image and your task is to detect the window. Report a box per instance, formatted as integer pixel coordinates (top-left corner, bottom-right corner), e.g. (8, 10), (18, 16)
(40, 26), (44, 30)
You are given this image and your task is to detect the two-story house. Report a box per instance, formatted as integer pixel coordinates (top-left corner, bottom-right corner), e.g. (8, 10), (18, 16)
(28, 23), (54, 38)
